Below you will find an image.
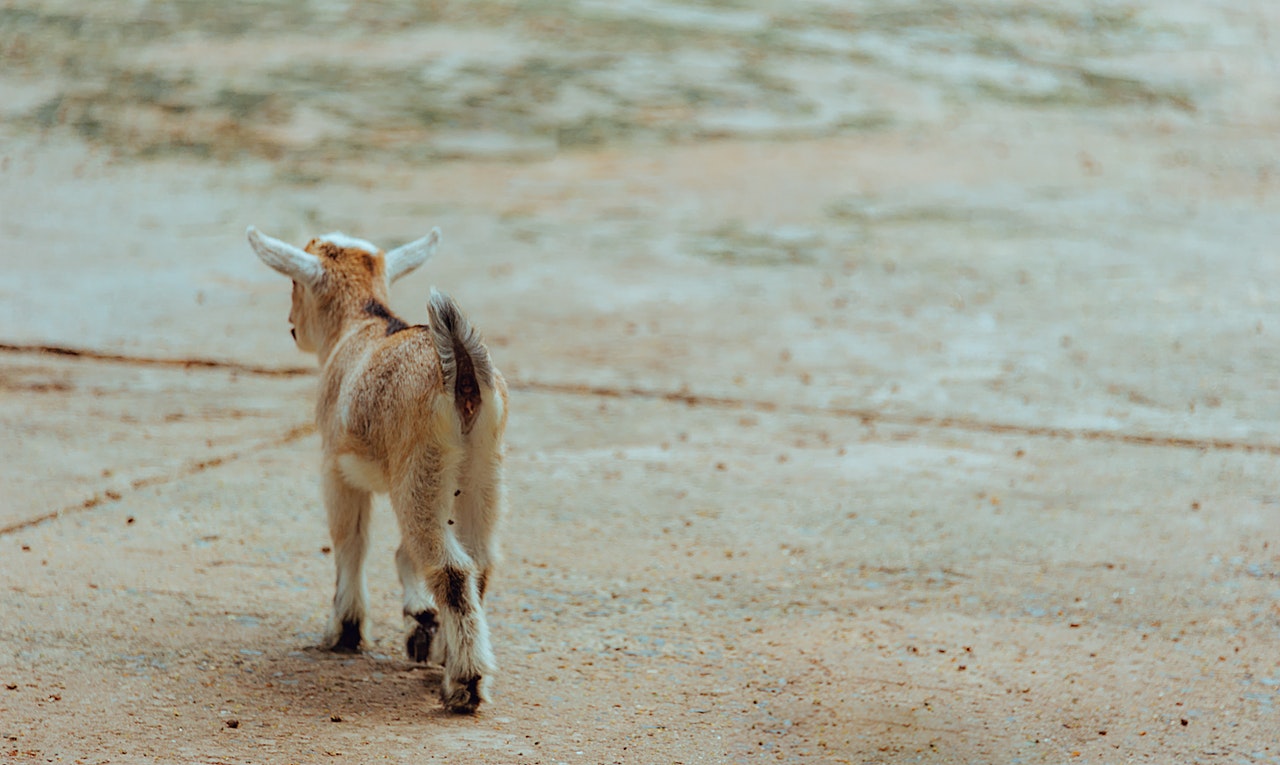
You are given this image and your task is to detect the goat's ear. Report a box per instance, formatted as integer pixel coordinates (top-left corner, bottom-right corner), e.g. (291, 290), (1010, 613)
(247, 226), (323, 287)
(385, 227), (441, 283)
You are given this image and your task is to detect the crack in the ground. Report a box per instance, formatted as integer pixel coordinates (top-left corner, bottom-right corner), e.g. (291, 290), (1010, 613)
(514, 384), (1280, 456)
(0, 343), (312, 377)
(3, 340), (1277, 490)
(0, 423), (315, 536)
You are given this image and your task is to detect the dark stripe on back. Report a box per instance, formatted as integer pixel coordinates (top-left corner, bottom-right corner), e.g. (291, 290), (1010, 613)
(363, 298), (409, 335)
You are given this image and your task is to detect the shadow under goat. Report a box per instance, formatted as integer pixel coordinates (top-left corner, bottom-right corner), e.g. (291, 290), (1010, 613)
(246, 225), (508, 714)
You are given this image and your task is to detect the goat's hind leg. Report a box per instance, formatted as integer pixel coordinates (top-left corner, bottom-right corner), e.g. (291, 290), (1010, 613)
(398, 443), (502, 667)
(323, 464), (372, 652)
(397, 543), (439, 663)
(454, 448), (504, 603)
(393, 468), (494, 714)
(427, 552), (492, 713)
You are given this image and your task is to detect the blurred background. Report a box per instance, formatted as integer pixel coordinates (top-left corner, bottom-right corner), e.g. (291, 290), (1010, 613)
(3, 0), (1277, 433)
(1, 1), (1210, 164)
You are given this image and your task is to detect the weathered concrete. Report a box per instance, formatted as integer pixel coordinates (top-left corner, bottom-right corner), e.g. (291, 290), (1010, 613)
(1, 1), (1277, 762)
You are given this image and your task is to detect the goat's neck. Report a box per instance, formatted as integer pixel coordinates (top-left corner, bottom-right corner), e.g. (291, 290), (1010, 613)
(314, 295), (392, 366)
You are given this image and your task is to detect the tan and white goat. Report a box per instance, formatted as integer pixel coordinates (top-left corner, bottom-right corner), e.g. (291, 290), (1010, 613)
(247, 225), (507, 714)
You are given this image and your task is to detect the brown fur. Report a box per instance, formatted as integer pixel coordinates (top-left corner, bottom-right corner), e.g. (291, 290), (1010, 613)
(296, 244), (508, 504)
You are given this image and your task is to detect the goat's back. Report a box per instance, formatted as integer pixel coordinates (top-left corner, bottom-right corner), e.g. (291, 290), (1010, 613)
(317, 324), (505, 482)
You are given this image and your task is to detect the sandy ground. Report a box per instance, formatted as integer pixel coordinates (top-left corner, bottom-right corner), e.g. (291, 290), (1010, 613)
(1, 1), (1278, 763)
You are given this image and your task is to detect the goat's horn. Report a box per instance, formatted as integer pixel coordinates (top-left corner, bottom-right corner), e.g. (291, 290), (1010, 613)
(247, 226), (324, 286)
(385, 228), (441, 283)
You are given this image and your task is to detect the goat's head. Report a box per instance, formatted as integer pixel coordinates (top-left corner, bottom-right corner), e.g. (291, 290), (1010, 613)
(246, 226), (441, 352)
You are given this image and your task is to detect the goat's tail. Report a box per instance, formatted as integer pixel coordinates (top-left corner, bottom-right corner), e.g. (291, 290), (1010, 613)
(427, 288), (494, 435)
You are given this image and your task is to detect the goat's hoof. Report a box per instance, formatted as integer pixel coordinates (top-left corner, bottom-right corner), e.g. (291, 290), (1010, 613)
(442, 676), (483, 714)
(330, 619), (363, 653)
(405, 611), (438, 663)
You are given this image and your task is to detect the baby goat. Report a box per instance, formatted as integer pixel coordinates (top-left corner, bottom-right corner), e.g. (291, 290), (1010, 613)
(247, 225), (507, 714)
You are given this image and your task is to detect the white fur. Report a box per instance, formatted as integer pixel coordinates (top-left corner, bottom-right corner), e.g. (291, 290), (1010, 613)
(337, 453), (389, 493)
(319, 231), (381, 254)
(397, 545), (434, 616)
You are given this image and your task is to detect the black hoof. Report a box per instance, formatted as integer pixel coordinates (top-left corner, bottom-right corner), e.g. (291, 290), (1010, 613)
(331, 619), (362, 653)
(443, 676), (483, 714)
(405, 611), (438, 663)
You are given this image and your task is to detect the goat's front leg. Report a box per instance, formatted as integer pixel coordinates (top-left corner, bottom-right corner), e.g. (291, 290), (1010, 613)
(323, 463), (372, 652)
(392, 468), (494, 714)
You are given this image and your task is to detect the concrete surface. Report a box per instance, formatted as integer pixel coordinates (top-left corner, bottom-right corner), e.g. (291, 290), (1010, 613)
(1, 1), (1277, 763)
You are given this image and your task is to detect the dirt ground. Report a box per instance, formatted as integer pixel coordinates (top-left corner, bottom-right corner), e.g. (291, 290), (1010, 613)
(1, 1), (1278, 763)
